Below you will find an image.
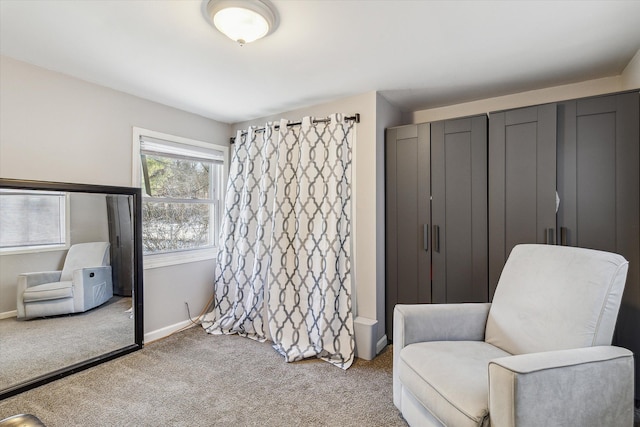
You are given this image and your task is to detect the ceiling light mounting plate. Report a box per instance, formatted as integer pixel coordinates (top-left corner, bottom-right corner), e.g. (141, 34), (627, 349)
(204, 0), (279, 46)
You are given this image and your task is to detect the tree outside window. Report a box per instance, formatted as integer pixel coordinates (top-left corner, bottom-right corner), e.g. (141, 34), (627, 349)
(139, 137), (224, 255)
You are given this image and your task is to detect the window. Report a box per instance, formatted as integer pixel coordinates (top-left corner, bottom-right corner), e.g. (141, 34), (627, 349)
(0, 189), (69, 253)
(133, 128), (227, 266)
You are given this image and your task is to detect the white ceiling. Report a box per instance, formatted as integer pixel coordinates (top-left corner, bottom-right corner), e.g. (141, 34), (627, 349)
(1, 0), (639, 124)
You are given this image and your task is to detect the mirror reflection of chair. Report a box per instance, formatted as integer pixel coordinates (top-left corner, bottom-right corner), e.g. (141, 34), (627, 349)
(16, 242), (113, 319)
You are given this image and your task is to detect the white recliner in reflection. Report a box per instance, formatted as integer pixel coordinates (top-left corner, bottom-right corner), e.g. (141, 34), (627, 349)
(394, 244), (635, 427)
(17, 242), (113, 319)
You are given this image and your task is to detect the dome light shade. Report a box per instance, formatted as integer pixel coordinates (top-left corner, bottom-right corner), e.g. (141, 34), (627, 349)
(205, 0), (278, 45)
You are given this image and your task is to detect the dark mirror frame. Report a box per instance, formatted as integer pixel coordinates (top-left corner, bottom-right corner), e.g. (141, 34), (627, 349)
(0, 178), (144, 400)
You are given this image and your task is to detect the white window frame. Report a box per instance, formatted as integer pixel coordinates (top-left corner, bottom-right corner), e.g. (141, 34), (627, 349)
(132, 127), (229, 269)
(0, 189), (71, 255)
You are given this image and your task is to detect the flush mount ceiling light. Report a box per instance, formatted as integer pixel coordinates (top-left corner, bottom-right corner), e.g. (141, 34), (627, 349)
(204, 0), (278, 46)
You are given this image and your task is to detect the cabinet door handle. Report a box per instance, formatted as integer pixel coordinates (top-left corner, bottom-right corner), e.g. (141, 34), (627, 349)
(423, 224), (429, 251)
(433, 225), (440, 253)
(545, 228), (555, 245)
(560, 227), (568, 246)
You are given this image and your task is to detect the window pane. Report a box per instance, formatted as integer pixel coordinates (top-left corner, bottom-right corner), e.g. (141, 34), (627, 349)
(142, 154), (212, 199)
(142, 201), (213, 254)
(137, 131), (225, 256)
(0, 192), (66, 248)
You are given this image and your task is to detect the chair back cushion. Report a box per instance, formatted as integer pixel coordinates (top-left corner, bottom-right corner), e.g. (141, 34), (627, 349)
(485, 244), (628, 355)
(60, 242), (111, 281)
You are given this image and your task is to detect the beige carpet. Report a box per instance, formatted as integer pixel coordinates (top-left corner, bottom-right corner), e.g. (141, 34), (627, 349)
(0, 326), (407, 427)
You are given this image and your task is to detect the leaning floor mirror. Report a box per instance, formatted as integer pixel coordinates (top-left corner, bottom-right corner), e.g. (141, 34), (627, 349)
(0, 178), (143, 400)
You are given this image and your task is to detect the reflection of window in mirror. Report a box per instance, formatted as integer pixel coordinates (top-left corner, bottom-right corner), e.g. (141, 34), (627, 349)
(133, 128), (229, 268)
(0, 189), (70, 254)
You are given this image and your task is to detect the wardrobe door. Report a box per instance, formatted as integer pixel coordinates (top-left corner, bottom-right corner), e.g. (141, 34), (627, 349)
(488, 104), (557, 298)
(431, 115), (488, 303)
(385, 124), (430, 339)
(557, 91), (640, 398)
(557, 93), (639, 253)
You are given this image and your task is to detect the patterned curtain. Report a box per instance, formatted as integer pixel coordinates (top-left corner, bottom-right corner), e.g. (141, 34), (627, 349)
(201, 124), (278, 341)
(202, 114), (355, 369)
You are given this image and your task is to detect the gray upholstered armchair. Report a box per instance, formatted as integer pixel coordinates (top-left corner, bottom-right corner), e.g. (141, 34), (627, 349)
(394, 244), (634, 427)
(16, 242), (113, 319)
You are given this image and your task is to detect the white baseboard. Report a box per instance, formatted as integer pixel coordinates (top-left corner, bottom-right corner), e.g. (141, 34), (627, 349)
(0, 310), (17, 320)
(144, 319), (195, 344)
(377, 334), (388, 354)
(143, 319), (389, 358)
(3, 309), (196, 343)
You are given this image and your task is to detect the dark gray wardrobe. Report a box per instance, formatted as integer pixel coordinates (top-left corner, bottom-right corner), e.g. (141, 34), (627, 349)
(489, 92), (639, 292)
(385, 115), (488, 339)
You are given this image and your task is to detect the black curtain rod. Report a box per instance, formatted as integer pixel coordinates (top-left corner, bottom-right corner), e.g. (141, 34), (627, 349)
(229, 113), (360, 144)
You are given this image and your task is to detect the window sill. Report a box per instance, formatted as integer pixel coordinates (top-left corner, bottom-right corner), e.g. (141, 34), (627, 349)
(0, 243), (70, 256)
(143, 248), (218, 270)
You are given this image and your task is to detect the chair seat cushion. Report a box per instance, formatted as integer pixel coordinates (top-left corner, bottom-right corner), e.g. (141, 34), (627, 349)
(399, 341), (511, 427)
(23, 281), (73, 302)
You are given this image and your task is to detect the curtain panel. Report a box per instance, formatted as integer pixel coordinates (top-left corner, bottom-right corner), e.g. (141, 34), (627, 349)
(202, 114), (355, 369)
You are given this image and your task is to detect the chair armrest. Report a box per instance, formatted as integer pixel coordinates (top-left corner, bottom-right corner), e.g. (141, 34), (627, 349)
(16, 271), (63, 318)
(71, 266), (112, 285)
(71, 266), (113, 310)
(489, 346), (634, 427)
(394, 303), (491, 348)
(17, 271), (62, 288)
(393, 303), (491, 409)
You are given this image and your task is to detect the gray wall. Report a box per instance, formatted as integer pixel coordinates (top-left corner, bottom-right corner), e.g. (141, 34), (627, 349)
(0, 55), (231, 340)
(375, 93), (403, 341)
(409, 47), (640, 124)
(621, 48), (640, 89)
